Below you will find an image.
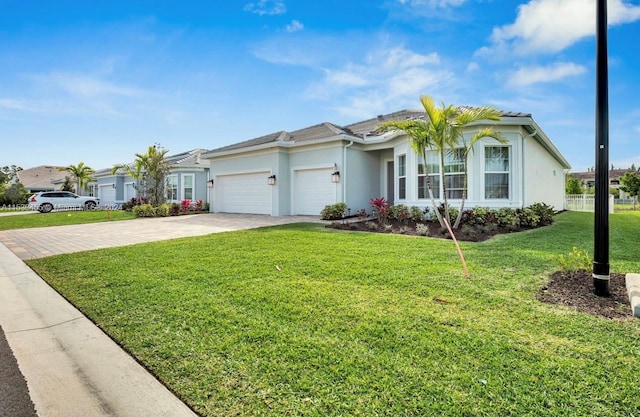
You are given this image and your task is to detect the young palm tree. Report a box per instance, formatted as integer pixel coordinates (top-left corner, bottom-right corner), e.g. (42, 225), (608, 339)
(58, 162), (95, 194)
(111, 144), (170, 206)
(379, 95), (506, 228)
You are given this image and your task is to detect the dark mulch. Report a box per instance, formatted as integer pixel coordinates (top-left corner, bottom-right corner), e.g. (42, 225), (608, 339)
(327, 218), (533, 242)
(327, 219), (633, 320)
(538, 271), (631, 320)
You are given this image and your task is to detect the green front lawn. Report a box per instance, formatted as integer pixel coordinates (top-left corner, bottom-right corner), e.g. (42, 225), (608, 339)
(0, 210), (135, 230)
(28, 211), (640, 416)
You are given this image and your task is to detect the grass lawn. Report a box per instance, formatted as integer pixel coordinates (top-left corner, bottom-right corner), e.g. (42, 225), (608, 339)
(28, 211), (640, 416)
(0, 210), (135, 230)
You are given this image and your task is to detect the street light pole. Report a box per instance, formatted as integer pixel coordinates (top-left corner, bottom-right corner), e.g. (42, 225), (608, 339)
(593, 0), (610, 296)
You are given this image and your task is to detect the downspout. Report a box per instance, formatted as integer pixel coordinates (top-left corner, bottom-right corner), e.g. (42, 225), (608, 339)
(522, 128), (538, 208)
(343, 140), (354, 204)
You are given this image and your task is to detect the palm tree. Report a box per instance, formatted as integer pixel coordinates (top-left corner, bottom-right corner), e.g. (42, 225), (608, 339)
(112, 144), (170, 206)
(379, 95), (506, 228)
(58, 162), (95, 194)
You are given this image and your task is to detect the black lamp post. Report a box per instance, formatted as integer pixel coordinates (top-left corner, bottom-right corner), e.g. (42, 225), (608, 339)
(593, 0), (610, 296)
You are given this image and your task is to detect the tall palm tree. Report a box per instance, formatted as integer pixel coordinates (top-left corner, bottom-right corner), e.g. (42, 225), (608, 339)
(112, 144), (170, 206)
(379, 95), (506, 228)
(58, 162), (95, 194)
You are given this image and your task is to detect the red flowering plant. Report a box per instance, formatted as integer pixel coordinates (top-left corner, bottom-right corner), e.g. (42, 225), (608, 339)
(370, 197), (389, 225)
(180, 199), (191, 213)
(195, 199), (204, 212)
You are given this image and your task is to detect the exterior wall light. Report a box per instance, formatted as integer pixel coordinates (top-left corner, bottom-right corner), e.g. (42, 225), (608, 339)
(207, 179), (214, 188)
(268, 174), (276, 185)
(331, 171), (340, 183)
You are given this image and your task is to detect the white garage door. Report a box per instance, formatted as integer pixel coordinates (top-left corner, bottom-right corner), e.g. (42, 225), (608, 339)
(99, 184), (116, 205)
(215, 172), (272, 214)
(293, 168), (336, 215)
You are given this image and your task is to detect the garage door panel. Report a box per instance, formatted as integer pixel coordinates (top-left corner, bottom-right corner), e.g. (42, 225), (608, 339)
(293, 168), (336, 215)
(99, 185), (116, 204)
(216, 172), (271, 214)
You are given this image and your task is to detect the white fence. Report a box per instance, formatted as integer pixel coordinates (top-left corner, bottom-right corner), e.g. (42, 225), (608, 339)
(565, 194), (615, 213)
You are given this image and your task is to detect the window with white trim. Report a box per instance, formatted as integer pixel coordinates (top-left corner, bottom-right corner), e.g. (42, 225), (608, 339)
(485, 146), (510, 199)
(182, 174), (194, 200)
(398, 155), (406, 200)
(418, 151), (440, 199)
(166, 175), (178, 201)
(444, 149), (466, 199)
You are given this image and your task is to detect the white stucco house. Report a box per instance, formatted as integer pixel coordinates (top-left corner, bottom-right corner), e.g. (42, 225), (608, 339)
(201, 109), (570, 216)
(92, 149), (210, 206)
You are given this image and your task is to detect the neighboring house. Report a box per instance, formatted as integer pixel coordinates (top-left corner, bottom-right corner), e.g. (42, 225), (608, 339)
(92, 149), (211, 206)
(570, 168), (637, 198)
(201, 109), (571, 216)
(15, 165), (65, 193)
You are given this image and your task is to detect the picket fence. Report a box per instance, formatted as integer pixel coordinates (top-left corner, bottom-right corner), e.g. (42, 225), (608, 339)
(565, 194), (615, 213)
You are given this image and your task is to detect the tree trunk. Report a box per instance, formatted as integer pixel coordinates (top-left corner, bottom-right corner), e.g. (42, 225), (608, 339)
(439, 150), (450, 224)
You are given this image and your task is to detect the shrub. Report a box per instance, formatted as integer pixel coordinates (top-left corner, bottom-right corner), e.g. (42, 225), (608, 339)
(552, 247), (592, 272)
(415, 223), (429, 236)
(370, 197), (389, 225)
(180, 199), (192, 213)
(156, 204), (171, 217)
(132, 204), (156, 217)
(496, 207), (519, 228)
(388, 204), (410, 222)
(518, 207), (540, 227)
(470, 207), (490, 225)
(320, 202), (347, 220)
(169, 203), (180, 216)
(529, 202), (555, 225)
(410, 206), (425, 222)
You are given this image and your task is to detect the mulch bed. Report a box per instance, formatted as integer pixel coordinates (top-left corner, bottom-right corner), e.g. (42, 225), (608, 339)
(327, 218), (531, 242)
(327, 219), (633, 320)
(538, 271), (631, 320)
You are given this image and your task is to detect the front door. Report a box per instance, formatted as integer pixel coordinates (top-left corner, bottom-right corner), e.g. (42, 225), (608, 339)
(386, 161), (394, 205)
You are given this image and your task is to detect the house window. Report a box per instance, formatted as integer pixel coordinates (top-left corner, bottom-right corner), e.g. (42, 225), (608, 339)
(485, 146), (510, 199)
(182, 174), (194, 200)
(444, 149), (466, 199)
(398, 155), (406, 200)
(87, 184), (97, 197)
(418, 151), (440, 199)
(166, 175), (178, 201)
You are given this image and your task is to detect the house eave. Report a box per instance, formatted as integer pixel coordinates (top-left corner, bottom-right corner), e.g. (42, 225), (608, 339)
(201, 133), (363, 159)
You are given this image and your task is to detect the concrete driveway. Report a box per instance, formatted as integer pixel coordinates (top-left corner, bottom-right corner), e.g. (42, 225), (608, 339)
(0, 213), (321, 260)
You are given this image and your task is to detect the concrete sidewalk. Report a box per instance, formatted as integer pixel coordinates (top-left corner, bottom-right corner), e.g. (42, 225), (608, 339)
(0, 242), (197, 417)
(0, 213), (321, 416)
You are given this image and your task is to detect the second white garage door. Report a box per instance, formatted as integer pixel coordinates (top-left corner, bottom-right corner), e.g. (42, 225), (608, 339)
(293, 168), (336, 215)
(215, 172), (272, 214)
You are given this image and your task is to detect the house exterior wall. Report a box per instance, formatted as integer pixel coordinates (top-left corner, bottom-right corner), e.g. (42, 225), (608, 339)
(523, 136), (567, 210)
(344, 145), (381, 213)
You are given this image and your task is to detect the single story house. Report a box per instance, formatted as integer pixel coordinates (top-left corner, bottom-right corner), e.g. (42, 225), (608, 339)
(92, 149), (210, 206)
(16, 166), (66, 193)
(201, 109), (571, 216)
(569, 168), (638, 199)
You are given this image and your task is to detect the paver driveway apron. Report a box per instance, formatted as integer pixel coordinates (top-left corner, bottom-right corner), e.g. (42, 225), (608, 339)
(0, 213), (320, 260)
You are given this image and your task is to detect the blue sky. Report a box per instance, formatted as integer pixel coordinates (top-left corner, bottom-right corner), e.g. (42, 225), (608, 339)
(1, 0), (639, 172)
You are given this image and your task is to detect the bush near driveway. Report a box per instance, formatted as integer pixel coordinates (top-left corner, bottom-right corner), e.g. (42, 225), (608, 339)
(27, 212), (640, 416)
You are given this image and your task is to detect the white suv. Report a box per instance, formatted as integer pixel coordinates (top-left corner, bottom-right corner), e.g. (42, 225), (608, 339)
(29, 192), (100, 213)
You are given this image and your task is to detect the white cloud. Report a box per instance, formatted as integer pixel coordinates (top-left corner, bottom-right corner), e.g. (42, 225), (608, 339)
(507, 62), (588, 87)
(312, 46), (452, 118)
(243, 0), (287, 16)
(486, 0), (640, 55)
(45, 72), (146, 98)
(286, 20), (304, 33)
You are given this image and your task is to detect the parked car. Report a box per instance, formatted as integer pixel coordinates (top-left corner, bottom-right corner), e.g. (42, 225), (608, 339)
(28, 192), (100, 213)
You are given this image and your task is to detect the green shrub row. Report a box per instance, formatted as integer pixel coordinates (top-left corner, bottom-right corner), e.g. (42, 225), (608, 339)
(132, 203), (209, 218)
